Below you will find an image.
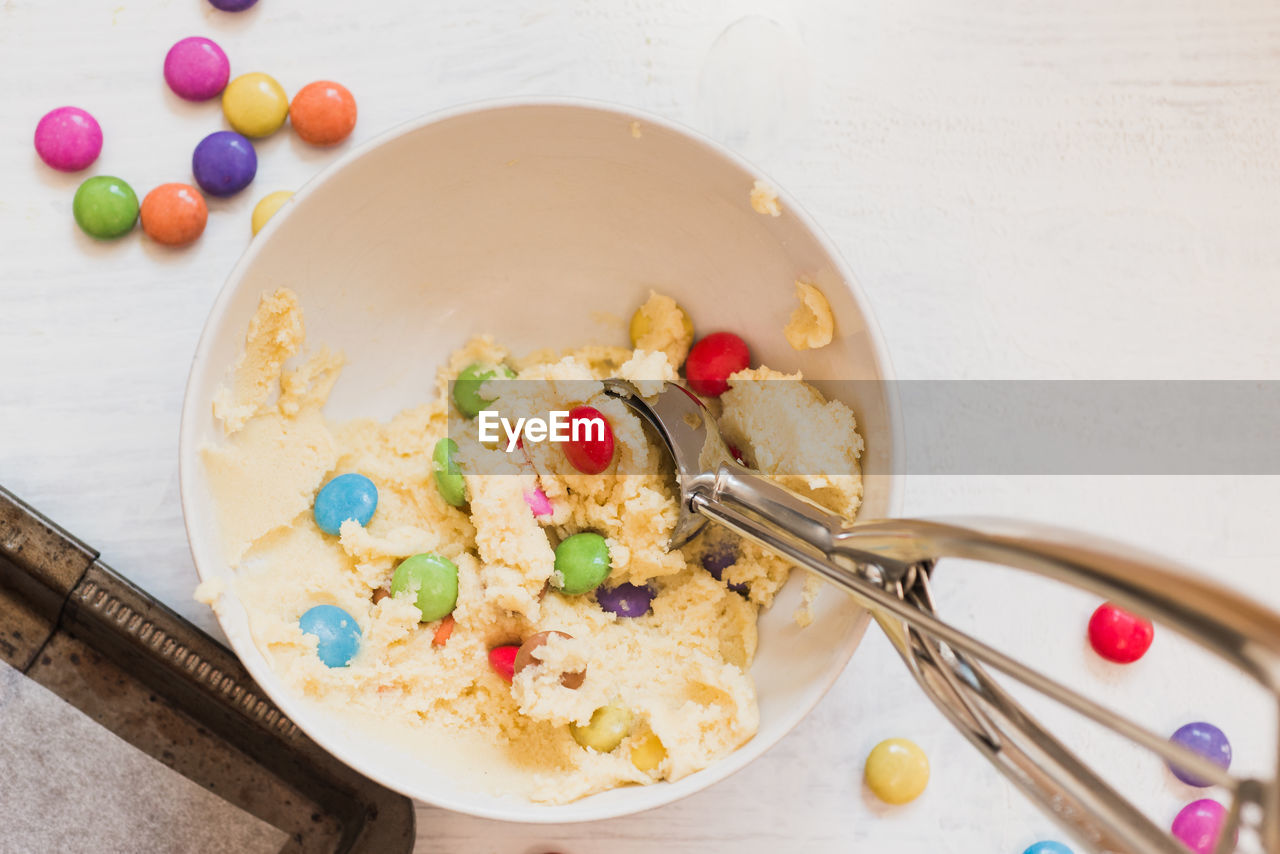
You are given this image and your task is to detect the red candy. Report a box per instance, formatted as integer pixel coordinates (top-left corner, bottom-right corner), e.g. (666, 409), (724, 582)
(563, 405), (614, 474)
(685, 332), (750, 397)
(488, 645), (520, 683)
(1088, 602), (1154, 663)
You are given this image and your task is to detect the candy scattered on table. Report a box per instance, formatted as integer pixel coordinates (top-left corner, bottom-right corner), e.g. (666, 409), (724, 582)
(72, 175), (138, 239)
(630, 732), (667, 771)
(685, 331), (751, 397)
(290, 80), (357, 146)
(391, 553), (459, 622)
(1168, 721), (1232, 787)
(207, 0), (259, 9)
(1022, 843), (1072, 854)
(312, 472), (378, 535)
(864, 737), (930, 805)
(299, 604), (360, 668)
(222, 72), (289, 138)
(513, 630), (585, 689)
(488, 644), (520, 683)
(34, 106), (103, 172)
(251, 189), (293, 235)
(1171, 799), (1229, 854)
(1087, 602), (1154, 664)
(596, 582), (653, 618)
(570, 702), (635, 752)
(453, 362), (515, 418)
(563, 405), (614, 474)
(140, 183), (208, 246)
(192, 130), (258, 197)
(552, 532), (611, 595)
(164, 37), (230, 101)
(432, 437), (467, 507)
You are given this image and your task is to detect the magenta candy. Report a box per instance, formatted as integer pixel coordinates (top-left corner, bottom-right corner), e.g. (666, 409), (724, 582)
(1172, 799), (1229, 854)
(523, 486), (553, 518)
(164, 37), (230, 101)
(34, 107), (102, 172)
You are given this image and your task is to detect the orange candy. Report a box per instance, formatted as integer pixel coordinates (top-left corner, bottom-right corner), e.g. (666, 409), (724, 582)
(289, 81), (357, 146)
(140, 183), (207, 246)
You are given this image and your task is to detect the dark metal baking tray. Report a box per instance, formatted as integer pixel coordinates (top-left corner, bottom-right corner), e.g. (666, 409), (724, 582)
(0, 485), (415, 853)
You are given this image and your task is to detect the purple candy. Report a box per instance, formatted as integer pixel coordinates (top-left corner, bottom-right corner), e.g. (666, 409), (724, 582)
(596, 583), (653, 618)
(208, 0), (258, 10)
(192, 131), (256, 197)
(34, 106), (102, 172)
(1169, 722), (1232, 787)
(700, 543), (748, 595)
(164, 37), (230, 101)
(1171, 799), (1229, 854)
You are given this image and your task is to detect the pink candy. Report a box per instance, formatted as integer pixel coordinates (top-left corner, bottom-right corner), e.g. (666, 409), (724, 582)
(1172, 799), (1229, 854)
(523, 487), (553, 518)
(164, 36), (231, 101)
(33, 107), (102, 172)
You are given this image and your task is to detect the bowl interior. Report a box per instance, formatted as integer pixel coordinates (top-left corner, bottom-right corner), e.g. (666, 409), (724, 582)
(180, 101), (899, 822)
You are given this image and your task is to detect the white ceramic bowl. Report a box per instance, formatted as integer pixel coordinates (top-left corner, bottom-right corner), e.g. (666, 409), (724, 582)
(180, 98), (902, 822)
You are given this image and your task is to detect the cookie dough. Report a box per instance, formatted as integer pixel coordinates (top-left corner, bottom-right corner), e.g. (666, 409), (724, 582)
(749, 179), (782, 217)
(783, 281), (835, 351)
(199, 288), (862, 803)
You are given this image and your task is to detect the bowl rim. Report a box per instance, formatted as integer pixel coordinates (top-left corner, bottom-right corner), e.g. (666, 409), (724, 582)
(178, 95), (906, 823)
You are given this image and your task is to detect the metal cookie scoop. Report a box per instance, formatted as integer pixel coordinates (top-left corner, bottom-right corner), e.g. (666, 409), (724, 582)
(603, 378), (1280, 854)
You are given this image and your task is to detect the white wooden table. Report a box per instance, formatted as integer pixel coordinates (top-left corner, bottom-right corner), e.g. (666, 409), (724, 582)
(3, 1), (1278, 851)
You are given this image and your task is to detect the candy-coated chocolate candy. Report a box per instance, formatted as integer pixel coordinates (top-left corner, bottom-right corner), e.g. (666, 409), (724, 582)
(552, 533), (611, 595)
(290, 80), (357, 146)
(299, 604), (360, 667)
(453, 362), (514, 418)
(72, 176), (138, 239)
(391, 553), (459, 622)
(596, 582), (653, 618)
(685, 332), (750, 397)
(192, 131), (257, 197)
(563, 405), (614, 474)
(1088, 602), (1153, 663)
(432, 437), (467, 507)
(488, 644), (520, 683)
(313, 473), (378, 535)
(701, 542), (748, 595)
(222, 72), (289, 138)
(1169, 722), (1232, 787)
(513, 630), (584, 689)
(34, 106), (102, 172)
(164, 37), (230, 101)
(140, 183), (207, 246)
(570, 703), (634, 753)
(524, 486), (553, 518)
(208, 0), (258, 10)
(251, 189), (292, 235)
(864, 737), (930, 805)
(630, 732), (666, 772)
(1023, 843), (1072, 854)
(1172, 799), (1229, 854)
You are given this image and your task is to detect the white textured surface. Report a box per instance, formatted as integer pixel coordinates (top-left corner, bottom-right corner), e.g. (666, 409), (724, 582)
(2, 1), (1278, 851)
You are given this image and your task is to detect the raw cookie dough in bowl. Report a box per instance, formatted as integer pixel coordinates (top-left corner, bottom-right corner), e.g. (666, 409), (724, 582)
(180, 99), (901, 822)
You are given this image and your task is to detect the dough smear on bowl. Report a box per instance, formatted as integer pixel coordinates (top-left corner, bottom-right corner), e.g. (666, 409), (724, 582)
(197, 287), (863, 804)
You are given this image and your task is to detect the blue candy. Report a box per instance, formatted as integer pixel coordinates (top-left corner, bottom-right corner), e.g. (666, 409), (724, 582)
(313, 473), (378, 535)
(299, 604), (361, 667)
(1023, 843), (1073, 854)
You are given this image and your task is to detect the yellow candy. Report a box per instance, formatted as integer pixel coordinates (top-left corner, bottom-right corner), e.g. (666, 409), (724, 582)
(630, 731), (666, 772)
(629, 302), (693, 350)
(570, 703), (634, 753)
(222, 72), (289, 138)
(252, 190), (293, 235)
(864, 738), (929, 805)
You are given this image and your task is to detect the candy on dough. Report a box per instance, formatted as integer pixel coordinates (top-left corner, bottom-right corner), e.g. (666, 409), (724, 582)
(783, 281), (835, 351)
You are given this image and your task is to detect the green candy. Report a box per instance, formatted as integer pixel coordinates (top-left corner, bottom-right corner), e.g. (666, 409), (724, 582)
(73, 175), (139, 239)
(432, 437), (466, 507)
(390, 553), (459, 622)
(552, 532), (611, 595)
(570, 702), (635, 753)
(453, 362), (514, 419)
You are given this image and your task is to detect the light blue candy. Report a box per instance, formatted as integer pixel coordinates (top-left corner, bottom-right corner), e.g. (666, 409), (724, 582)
(313, 473), (378, 535)
(1023, 842), (1073, 854)
(299, 604), (361, 667)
